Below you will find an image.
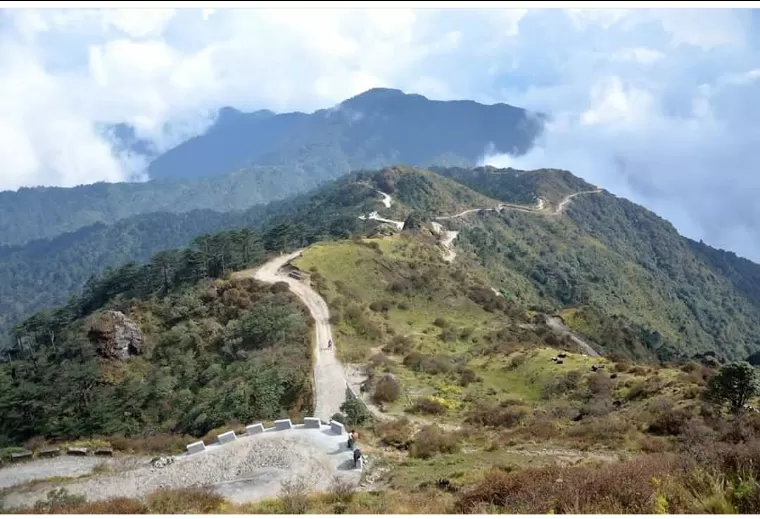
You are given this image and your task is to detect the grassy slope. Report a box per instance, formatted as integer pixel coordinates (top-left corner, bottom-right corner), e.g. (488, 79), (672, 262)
(278, 234), (760, 514)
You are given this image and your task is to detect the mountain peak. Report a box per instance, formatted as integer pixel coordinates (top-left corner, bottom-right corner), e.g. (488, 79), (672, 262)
(341, 87), (426, 108)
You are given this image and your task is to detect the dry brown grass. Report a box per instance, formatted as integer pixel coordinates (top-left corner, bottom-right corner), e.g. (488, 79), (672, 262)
(12, 488), (226, 515)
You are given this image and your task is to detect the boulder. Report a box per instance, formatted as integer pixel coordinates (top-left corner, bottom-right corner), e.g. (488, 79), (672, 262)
(151, 456), (175, 468)
(88, 310), (144, 361)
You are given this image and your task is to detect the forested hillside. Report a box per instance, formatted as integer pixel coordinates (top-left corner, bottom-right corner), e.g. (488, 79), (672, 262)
(0, 89), (541, 247)
(5, 165), (760, 365)
(0, 175), (390, 340)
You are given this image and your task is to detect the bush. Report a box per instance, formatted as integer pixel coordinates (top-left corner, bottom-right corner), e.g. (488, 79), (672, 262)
(147, 488), (225, 514)
(409, 425), (460, 459)
(465, 401), (530, 428)
(108, 433), (193, 454)
(369, 300), (392, 313)
(413, 397), (448, 415)
(369, 352), (393, 366)
(383, 335), (413, 355)
(328, 476), (357, 504)
(340, 390), (372, 427)
(270, 281), (291, 294)
(541, 370), (582, 399)
(458, 368), (478, 387)
(456, 454), (691, 513)
(647, 407), (694, 436)
(377, 418), (414, 449)
(587, 371), (615, 397)
(32, 489), (87, 513)
(626, 377), (664, 401)
(278, 475), (314, 514)
(373, 375), (401, 403)
(433, 317), (449, 328)
(403, 352), (453, 375)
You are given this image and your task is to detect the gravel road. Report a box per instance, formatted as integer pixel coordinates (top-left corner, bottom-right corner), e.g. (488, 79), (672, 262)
(1, 428), (359, 509)
(0, 456), (146, 490)
(254, 251), (349, 422)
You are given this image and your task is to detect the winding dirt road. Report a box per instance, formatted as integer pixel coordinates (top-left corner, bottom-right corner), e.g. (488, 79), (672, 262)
(257, 187), (604, 423)
(253, 252), (348, 422)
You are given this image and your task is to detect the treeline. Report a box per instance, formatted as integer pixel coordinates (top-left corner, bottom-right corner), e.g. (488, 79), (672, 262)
(0, 175), (380, 342)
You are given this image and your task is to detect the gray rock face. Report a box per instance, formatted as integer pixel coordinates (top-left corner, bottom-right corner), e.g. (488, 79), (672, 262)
(88, 310), (144, 361)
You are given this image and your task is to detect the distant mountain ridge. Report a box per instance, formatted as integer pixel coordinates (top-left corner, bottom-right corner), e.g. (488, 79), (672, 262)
(0, 88), (543, 248)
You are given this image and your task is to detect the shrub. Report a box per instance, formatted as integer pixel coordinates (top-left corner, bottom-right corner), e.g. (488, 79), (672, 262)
(403, 353), (453, 375)
(456, 454), (691, 513)
(270, 281), (291, 294)
(433, 317), (449, 328)
(507, 352), (528, 369)
(647, 407), (694, 436)
(373, 375), (402, 403)
(626, 377), (664, 401)
(409, 425), (460, 459)
(413, 397), (448, 415)
(32, 489), (87, 513)
(439, 327), (459, 343)
(458, 368), (478, 387)
(328, 476), (357, 504)
(278, 475), (314, 514)
(465, 401), (530, 428)
(541, 370), (582, 399)
(377, 418), (414, 449)
(587, 371), (615, 397)
(383, 335), (414, 355)
(108, 433), (193, 454)
(340, 390), (372, 427)
(147, 488), (226, 514)
(369, 300), (392, 313)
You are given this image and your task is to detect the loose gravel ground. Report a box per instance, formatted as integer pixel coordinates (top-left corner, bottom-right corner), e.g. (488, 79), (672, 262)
(0, 456), (146, 490)
(1, 428), (360, 509)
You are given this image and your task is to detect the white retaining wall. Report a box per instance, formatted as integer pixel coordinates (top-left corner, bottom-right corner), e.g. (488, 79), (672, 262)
(184, 418), (350, 456)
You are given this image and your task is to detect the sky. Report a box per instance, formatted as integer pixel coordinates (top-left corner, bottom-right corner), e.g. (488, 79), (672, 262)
(1, 5), (760, 259)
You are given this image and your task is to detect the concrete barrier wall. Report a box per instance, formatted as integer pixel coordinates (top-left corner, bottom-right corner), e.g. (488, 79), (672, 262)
(217, 431), (236, 444)
(183, 418), (352, 456)
(303, 417), (321, 429)
(246, 423), (265, 435)
(186, 441), (206, 455)
(274, 419), (293, 430)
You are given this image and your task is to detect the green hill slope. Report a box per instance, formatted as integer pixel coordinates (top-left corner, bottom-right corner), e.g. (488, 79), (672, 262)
(5, 166), (760, 515)
(5, 164), (760, 366)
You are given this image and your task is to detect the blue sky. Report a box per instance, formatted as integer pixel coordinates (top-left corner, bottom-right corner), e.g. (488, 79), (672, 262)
(2, 7), (760, 258)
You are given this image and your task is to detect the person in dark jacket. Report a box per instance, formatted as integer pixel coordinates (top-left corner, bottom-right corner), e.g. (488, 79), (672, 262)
(353, 448), (362, 468)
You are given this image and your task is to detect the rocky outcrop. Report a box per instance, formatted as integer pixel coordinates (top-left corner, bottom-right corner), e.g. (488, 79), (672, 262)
(88, 310), (144, 361)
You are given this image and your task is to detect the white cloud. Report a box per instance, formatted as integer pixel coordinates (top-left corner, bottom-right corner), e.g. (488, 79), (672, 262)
(2, 7), (760, 260)
(482, 9), (760, 259)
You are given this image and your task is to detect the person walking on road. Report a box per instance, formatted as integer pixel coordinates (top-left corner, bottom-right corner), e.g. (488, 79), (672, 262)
(328, 339), (333, 350)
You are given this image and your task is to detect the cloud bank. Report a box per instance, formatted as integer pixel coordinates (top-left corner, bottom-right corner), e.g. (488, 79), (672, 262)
(2, 7), (760, 259)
